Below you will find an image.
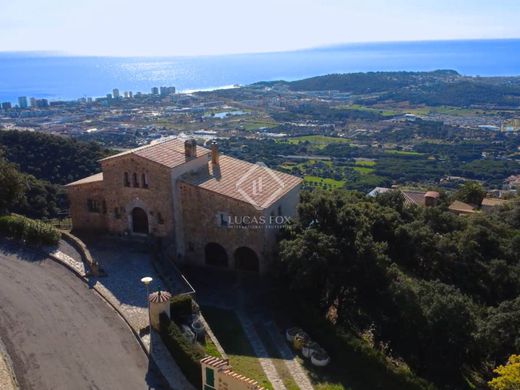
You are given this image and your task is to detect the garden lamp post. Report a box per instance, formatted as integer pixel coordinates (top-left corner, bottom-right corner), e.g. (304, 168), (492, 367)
(140, 276), (153, 334)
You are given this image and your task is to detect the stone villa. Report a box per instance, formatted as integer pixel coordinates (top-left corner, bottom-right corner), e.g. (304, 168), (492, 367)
(66, 138), (302, 273)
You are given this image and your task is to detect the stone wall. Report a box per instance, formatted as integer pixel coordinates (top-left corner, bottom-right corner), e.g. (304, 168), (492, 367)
(178, 181), (269, 272)
(101, 155), (175, 239)
(67, 181), (107, 232)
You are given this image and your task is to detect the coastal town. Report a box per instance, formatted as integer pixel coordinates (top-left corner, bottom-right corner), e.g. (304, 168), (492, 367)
(1, 71), (520, 197)
(1, 70), (520, 390)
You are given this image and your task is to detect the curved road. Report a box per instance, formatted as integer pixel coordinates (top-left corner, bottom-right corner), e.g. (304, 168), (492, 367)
(0, 244), (167, 390)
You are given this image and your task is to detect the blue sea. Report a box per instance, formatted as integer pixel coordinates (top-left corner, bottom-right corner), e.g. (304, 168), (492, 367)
(1, 39), (520, 104)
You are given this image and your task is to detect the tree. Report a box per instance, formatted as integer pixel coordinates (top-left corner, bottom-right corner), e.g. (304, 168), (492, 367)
(455, 181), (486, 206)
(0, 158), (25, 214)
(488, 355), (520, 390)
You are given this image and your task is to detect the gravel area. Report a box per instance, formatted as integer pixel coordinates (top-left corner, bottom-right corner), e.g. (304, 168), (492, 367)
(0, 339), (16, 390)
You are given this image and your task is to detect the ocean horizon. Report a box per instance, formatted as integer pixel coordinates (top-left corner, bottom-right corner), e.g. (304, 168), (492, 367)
(1, 39), (520, 104)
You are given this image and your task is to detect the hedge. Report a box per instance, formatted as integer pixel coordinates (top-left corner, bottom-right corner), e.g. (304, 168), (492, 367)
(159, 312), (205, 388)
(170, 294), (194, 323)
(285, 295), (436, 390)
(0, 214), (60, 246)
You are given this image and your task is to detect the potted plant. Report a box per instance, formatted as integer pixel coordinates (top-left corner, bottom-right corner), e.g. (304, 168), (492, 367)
(285, 327), (302, 342)
(311, 348), (330, 367)
(302, 341), (320, 359)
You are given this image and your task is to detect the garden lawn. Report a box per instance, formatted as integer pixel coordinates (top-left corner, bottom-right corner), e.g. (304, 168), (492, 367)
(201, 306), (273, 389)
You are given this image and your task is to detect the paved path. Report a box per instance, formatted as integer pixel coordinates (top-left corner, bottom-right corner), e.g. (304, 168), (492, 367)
(237, 311), (287, 390)
(83, 238), (196, 390)
(0, 242), (166, 390)
(264, 321), (314, 390)
(189, 267), (315, 390)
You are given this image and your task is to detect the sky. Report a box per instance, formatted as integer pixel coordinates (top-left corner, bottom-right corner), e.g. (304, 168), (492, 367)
(1, 0), (520, 56)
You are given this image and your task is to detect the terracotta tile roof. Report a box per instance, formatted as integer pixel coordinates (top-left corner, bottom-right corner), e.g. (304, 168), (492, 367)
(401, 190), (427, 207)
(65, 172), (103, 187)
(449, 200), (477, 214)
(148, 291), (171, 303)
(99, 138), (210, 168)
(182, 156), (302, 209)
(200, 356), (231, 370)
(481, 198), (507, 207)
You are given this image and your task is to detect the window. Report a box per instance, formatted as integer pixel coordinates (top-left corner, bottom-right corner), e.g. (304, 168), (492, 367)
(87, 199), (100, 213)
(278, 205), (283, 216)
(205, 367), (215, 388)
(102, 200), (107, 214)
(132, 172), (139, 187)
(157, 212), (164, 224)
(124, 172), (130, 187)
(219, 213), (228, 227)
(142, 173), (149, 188)
(114, 207), (121, 219)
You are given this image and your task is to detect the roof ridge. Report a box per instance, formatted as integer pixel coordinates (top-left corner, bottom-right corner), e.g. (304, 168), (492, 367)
(99, 137), (180, 162)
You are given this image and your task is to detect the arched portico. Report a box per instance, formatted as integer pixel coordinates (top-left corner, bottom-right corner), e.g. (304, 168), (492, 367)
(234, 247), (260, 272)
(205, 242), (229, 267)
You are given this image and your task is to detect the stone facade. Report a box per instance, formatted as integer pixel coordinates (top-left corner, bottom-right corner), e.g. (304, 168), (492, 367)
(66, 138), (301, 273)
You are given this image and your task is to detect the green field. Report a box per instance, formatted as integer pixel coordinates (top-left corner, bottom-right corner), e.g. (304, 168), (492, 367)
(202, 306), (273, 389)
(345, 104), (399, 117)
(384, 149), (423, 156)
(242, 120), (277, 131)
(353, 166), (374, 174)
(285, 135), (350, 148)
(354, 160), (376, 167)
(304, 175), (345, 189)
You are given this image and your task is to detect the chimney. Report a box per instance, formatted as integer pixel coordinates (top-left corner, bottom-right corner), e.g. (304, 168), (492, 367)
(424, 191), (440, 207)
(211, 141), (219, 165)
(184, 139), (197, 158)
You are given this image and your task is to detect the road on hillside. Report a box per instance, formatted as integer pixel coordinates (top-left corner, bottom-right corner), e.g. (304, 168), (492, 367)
(0, 244), (168, 390)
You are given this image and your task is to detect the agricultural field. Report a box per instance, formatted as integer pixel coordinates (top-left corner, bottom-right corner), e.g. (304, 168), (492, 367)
(303, 175), (345, 189)
(284, 135), (350, 149)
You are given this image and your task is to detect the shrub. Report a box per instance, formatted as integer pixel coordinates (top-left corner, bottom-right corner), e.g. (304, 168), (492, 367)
(285, 295), (435, 390)
(0, 214), (60, 246)
(170, 294), (194, 322)
(159, 312), (205, 388)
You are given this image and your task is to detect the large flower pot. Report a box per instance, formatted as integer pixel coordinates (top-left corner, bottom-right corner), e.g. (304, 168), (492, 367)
(302, 341), (320, 359)
(311, 349), (330, 367)
(285, 327), (301, 343)
(192, 319), (205, 336)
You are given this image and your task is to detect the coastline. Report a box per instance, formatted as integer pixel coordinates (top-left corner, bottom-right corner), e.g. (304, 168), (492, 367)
(2, 38), (520, 104)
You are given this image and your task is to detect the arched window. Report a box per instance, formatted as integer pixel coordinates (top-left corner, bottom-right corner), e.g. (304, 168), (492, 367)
(204, 243), (228, 267)
(132, 172), (139, 187)
(124, 172), (130, 187)
(234, 247), (260, 272)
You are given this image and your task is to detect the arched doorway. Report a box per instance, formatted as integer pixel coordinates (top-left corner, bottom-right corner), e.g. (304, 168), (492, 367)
(205, 243), (228, 267)
(234, 247), (259, 272)
(132, 207), (149, 234)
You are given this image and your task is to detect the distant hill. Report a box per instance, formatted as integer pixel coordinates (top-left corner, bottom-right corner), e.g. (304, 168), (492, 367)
(256, 70), (520, 107)
(0, 131), (111, 185)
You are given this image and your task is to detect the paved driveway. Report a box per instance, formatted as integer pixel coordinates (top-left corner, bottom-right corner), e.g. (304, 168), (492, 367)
(0, 240), (167, 390)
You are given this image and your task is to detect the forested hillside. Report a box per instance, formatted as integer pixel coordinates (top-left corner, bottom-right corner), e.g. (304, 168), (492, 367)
(0, 131), (112, 219)
(278, 189), (520, 390)
(272, 70), (520, 107)
(0, 130), (111, 184)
